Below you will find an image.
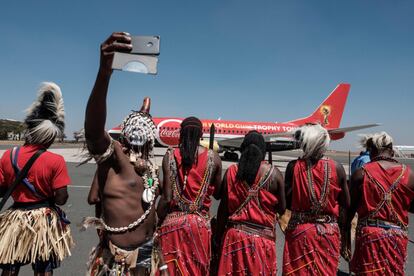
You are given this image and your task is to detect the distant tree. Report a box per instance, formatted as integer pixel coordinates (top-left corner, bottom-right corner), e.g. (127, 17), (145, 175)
(0, 119), (25, 140)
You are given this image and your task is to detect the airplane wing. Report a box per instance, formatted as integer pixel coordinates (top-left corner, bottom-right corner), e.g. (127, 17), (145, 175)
(217, 132), (293, 150)
(328, 123), (380, 134)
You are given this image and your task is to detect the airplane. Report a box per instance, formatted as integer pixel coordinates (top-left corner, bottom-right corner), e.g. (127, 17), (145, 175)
(108, 83), (379, 160)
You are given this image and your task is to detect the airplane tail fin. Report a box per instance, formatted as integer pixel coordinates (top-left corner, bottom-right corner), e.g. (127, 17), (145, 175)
(287, 83), (350, 129)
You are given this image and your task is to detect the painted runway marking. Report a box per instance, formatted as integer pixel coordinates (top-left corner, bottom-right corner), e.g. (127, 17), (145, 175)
(69, 185), (91, 188)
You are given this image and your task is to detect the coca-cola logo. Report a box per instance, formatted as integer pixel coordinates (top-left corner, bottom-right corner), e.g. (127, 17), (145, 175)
(156, 119), (182, 147)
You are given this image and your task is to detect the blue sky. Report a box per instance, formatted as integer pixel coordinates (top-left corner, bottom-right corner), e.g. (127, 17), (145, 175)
(0, 0), (413, 150)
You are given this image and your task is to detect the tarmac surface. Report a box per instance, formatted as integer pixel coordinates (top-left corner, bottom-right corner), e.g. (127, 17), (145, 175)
(0, 145), (413, 275)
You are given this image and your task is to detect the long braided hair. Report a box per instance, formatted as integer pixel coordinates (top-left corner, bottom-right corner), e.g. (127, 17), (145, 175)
(179, 117), (203, 171)
(236, 131), (266, 186)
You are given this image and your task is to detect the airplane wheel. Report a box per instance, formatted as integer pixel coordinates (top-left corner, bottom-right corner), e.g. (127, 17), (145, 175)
(224, 152), (239, 161)
(230, 152), (239, 161)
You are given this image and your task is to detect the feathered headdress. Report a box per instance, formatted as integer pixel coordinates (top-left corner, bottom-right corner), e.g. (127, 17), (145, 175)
(24, 82), (65, 145)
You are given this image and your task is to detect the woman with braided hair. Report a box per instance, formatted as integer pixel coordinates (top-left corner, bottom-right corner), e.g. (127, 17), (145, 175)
(282, 124), (350, 275)
(214, 130), (285, 275)
(348, 132), (414, 275)
(155, 117), (222, 276)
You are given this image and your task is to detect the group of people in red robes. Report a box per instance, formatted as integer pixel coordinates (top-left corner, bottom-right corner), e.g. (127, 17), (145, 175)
(154, 121), (414, 276)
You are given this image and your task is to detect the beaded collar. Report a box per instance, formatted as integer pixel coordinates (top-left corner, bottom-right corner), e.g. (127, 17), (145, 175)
(371, 155), (399, 163)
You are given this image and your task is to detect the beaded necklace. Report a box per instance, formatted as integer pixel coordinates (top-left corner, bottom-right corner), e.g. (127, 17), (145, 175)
(142, 160), (159, 203)
(305, 158), (330, 214)
(371, 155), (399, 163)
(169, 148), (214, 214)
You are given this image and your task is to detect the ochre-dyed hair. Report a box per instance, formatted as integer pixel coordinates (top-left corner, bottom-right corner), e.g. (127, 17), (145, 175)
(236, 131), (266, 186)
(179, 117), (203, 171)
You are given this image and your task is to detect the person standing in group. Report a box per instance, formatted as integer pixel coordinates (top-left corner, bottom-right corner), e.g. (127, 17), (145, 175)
(214, 130), (285, 275)
(0, 82), (73, 276)
(351, 150), (371, 174)
(347, 132), (414, 275)
(282, 124), (350, 275)
(155, 117), (222, 275)
(83, 32), (161, 275)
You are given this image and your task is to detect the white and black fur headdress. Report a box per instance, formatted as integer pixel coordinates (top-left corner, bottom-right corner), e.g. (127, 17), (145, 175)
(25, 82), (65, 145)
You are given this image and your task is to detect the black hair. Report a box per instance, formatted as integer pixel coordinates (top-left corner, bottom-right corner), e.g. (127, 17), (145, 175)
(179, 117), (203, 171)
(236, 130), (266, 186)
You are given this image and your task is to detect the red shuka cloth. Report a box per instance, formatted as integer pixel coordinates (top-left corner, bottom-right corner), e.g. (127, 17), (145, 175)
(218, 163), (278, 275)
(156, 148), (214, 276)
(283, 158), (341, 275)
(350, 162), (414, 275)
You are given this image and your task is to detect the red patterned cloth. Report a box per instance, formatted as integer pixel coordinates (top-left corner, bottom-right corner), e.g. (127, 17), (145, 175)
(283, 158), (341, 275)
(155, 148), (215, 276)
(350, 162), (414, 275)
(0, 145), (70, 202)
(169, 148), (214, 215)
(218, 163), (278, 275)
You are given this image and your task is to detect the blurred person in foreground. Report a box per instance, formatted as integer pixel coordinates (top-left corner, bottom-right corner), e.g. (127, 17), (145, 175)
(282, 124), (350, 275)
(214, 130), (285, 275)
(154, 117), (222, 275)
(347, 132), (414, 275)
(83, 32), (161, 275)
(0, 83), (73, 276)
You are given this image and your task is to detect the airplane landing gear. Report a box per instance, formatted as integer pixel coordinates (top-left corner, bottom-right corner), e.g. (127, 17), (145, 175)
(224, 151), (239, 161)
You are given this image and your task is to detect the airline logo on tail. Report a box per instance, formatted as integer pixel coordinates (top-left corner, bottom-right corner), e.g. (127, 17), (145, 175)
(287, 83), (350, 129)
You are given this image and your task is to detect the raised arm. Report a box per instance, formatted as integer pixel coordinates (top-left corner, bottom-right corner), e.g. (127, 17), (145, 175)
(85, 32), (132, 154)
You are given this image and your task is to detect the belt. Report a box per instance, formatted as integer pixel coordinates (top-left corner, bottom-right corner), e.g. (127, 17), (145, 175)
(11, 200), (71, 225)
(12, 200), (52, 210)
(358, 218), (407, 231)
(167, 211), (210, 220)
(288, 212), (337, 229)
(229, 221), (275, 240)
